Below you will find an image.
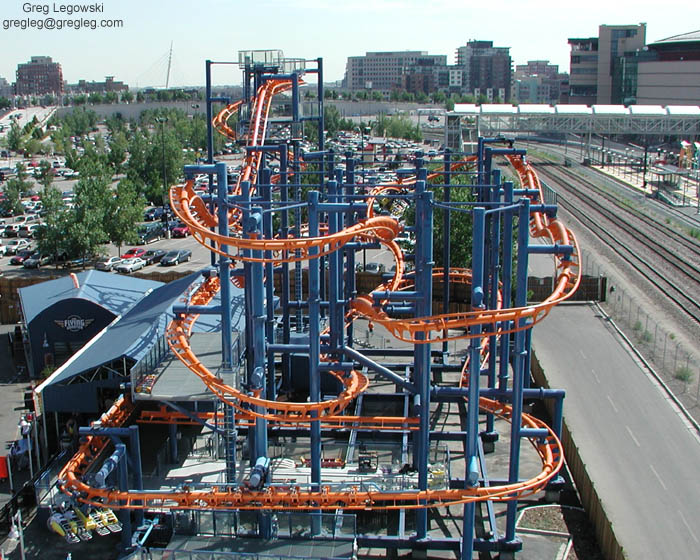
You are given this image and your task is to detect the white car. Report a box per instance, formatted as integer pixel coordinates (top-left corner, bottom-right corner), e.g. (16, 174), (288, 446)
(4, 238), (31, 255)
(114, 257), (145, 274)
(95, 256), (123, 271)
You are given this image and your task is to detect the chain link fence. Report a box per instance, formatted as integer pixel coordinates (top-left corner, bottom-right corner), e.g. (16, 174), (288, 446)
(583, 258), (700, 415)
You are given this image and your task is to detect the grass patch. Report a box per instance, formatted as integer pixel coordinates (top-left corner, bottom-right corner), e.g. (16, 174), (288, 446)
(675, 366), (693, 383)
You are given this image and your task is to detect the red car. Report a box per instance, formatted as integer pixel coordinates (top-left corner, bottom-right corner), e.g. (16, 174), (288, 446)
(171, 223), (190, 238)
(10, 249), (35, 265)
(123, 248), (146, 259)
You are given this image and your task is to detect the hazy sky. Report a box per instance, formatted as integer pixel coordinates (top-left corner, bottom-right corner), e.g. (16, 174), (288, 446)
(0, 0), (696, 88)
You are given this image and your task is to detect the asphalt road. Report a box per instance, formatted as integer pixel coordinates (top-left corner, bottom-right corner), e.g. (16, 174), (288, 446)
(532, 304), (700, 559)
(0, 106), (56, 140)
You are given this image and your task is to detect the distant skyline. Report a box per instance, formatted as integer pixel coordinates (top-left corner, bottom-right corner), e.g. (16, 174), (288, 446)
(0, 0), (696, 88)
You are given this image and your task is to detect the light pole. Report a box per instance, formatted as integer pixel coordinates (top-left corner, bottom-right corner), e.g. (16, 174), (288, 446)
(155, 117), (171, 238)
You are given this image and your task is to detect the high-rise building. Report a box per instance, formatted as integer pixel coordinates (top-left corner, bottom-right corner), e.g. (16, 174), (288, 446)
(15, 56), (64, 96)
(0, 77), (13, 98)
(514, 60), (568, 104)
(567, 24), (646, 105)
(455, 41), (512, 101)
(343, 51), (447, 93)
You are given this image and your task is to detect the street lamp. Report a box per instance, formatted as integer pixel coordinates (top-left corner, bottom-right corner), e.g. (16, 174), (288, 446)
(155, 117), (171, 238)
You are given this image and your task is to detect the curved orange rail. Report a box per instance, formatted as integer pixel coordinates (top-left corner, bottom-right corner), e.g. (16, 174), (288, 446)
(58, 78), (570, 513)
(59, 392), (562, 511)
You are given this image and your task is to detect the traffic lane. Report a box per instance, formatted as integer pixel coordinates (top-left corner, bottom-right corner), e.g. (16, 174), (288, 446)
(532, 304), (700, 559)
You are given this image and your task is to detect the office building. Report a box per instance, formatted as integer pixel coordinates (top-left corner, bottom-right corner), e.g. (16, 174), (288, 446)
(66, 75), (129, 94)
(343, 51), (446, 93)
(455, 40), (512, 101)
(635, 30), (700, 105)
(514, 60), (568, 104)
(568, 24), (646, 104)
(15, 56), (64, 96)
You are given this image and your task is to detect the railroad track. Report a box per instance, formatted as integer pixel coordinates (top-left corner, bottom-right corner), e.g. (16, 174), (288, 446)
(533, 162), (700, 326)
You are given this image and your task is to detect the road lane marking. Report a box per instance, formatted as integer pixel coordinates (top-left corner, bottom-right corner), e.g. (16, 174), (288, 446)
(590, 368), (600, 384)
(625, 425), (641, 447)
(679, 511), (699, 543)
(649, 464), (667, 490)
(579, 349), (587, 359)
(606, 395), (619, 414)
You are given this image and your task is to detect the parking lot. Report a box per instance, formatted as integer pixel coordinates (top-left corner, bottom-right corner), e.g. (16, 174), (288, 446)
(0, 222), (213, 279)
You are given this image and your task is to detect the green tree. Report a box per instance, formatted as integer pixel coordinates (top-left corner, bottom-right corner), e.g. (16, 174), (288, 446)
(106, 179), (143, 255)
(121, 91), (134, 103)
(36, 186), (70, 266)
(107, 131), (128, 173)
(24, 138), (42, 156)
(2, 178), (26, 216)
(68, 157), (112, 261)
(37, 160), (54, 191)
(144, 127), (183, 205)
(7, 122), (23, 152)
(403, 173), (476, 268)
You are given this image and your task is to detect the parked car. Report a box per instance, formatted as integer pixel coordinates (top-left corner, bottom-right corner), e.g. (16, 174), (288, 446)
(4, 223), (21, 237)
(159, 249), (192, 266)
(137, 222), (165, 244)
(363, 263), (385, 274)
(18, 224), (41, 238)
(142, 249), (166, 265)
(95, 256), (123, 271)
(4, 238), (31, 255)
(114, 257), (146, 274)
(10, 249), (35, 265)
(23, 252), (53, 268)
(144, 207), (171, 221)
(122, 248), (146, 260)
(170, 223), (190, 238)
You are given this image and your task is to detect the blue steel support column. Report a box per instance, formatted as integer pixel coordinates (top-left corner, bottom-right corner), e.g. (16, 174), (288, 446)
(461, 207), (486, 559)
(441, 149), (451, 355)
(317, 58), (324, 151)
(129, 425), (144, 527)
(115, 443), (131, 550)
(205, 60), (217, 266)
(217, 163), (236, 484)
(279, 145), (292, 389)
(308, 190), (322, 536)
(344, 155), (357, 345)
(246, 204), (271, 539)
(483, 170), (502, 442)
(413, 167), (433, 540)
(292, 147), (303, 333)
(217, 162), (232, 370)
(260, 168), (277, 401)
(498, 182), (515, 391)
(327, 180), (342, 350)
(504, 198), (531, 545)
